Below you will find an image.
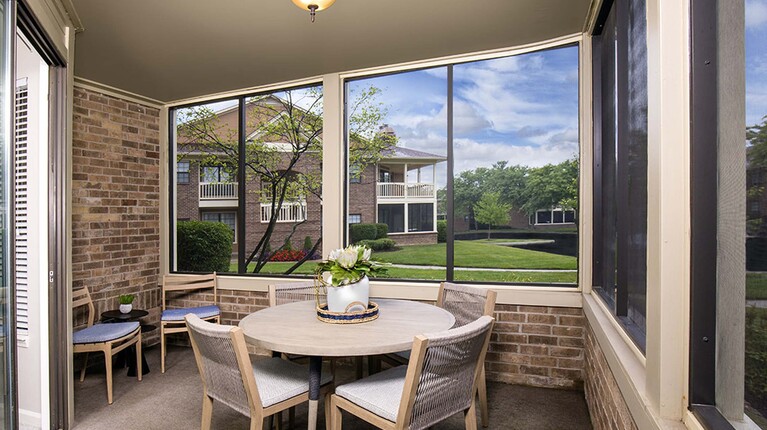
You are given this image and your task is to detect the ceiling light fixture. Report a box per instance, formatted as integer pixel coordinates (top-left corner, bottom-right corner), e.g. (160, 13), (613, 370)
(291, 0), (336, 23)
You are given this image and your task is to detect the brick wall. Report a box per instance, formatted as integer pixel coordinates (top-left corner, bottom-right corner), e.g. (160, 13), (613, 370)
(488, 304), (585, 389)
(583, 322), (638, 429)
(180, 290), (586, 390)
(348, 164), (377, 224)
(72, 86), (162, 344)
(390, 232), (438, 246)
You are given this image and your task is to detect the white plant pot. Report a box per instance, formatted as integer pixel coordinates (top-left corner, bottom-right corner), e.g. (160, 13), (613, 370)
(327, 276), (369, 313)
(119, 304), (132, 314)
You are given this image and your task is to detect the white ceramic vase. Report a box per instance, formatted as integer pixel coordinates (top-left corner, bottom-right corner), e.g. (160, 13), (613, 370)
(327, 276), (369, 313)
(119, 304), (132, 314)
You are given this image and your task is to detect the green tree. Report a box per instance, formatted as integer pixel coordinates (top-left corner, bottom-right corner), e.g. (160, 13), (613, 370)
(748, 115), (767, 168)
(521, 158), (579, 217)
(178, 86), (394, 274)
(473, 192), (511, 239)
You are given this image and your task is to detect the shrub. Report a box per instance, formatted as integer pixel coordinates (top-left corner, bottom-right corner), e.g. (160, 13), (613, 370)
(350, 223), (377, 243)
(437, 220), (447, 243)
(357, 238), (396, 251)
(374, 223), (388, 239)
(283, 238), (293, 251)
(177, 221), (233, 272)
(270, 249), (307, 262)
(303, 236), (313, 251)
(747, 307), (767, 403)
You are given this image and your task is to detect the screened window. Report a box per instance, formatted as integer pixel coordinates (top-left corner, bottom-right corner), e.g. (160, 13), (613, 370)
(378, 204), (405, 233)
(171, 84), (323, 276)
(348, 214), (362, 224)
(345, 46), (578, 284)
(592, 0), (648, 349)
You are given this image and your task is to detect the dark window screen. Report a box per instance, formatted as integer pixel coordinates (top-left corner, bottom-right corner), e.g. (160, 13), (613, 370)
(378, 204), (404, 233)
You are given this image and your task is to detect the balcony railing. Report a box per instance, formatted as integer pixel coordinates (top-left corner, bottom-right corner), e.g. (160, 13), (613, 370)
(260, 201), (307, 223)
(199, 182), (238, 200)
(377, 182), (435, 199)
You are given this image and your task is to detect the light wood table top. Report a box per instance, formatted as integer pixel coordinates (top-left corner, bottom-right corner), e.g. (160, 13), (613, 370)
(239, 299), (455, 357)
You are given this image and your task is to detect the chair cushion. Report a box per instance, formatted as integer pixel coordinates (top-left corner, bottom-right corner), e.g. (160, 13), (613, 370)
(335, 365), (407, 422)
(252, 357), (333, 407)
(73, 322), (140, 344)
(162, 305), (220, 321)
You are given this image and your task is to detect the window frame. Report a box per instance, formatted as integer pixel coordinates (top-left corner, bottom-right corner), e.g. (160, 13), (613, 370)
(342, 43), (581, 287)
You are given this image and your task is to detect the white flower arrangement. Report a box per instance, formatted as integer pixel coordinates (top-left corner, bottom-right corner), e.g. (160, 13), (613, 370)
(315, 244), (388, 286)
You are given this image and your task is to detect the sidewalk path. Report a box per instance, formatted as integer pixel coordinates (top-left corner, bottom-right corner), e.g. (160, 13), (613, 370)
(747, 300), (767, 308)
(388, 264), (576, 273)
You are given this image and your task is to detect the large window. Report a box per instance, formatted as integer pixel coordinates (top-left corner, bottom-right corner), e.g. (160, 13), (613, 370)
(345, 45), (579, 285)
(744, 0), (767, 425)
(171, 84), (323, 276)
(592, 0), (648, 349)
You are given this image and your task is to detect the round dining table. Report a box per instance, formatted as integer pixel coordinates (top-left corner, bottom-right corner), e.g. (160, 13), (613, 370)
(238, 298), (455, 430)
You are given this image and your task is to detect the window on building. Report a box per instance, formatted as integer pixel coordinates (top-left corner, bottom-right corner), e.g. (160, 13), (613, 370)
(591, 0), (648, 350)
(202, 212), (237, 242)
(201, 165), (233, 183)
(533, 209), (576, 225)
(349, 164), (361, 184)
(348, 214), (362, 224)
(177, 161), (190, 184)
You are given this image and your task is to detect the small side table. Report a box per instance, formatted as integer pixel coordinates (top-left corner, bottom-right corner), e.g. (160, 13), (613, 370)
(101, 309), (151, 376)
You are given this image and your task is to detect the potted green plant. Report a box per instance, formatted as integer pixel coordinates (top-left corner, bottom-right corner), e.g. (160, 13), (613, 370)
(315, 244), (388, 313)
(118, 294), (135, 314)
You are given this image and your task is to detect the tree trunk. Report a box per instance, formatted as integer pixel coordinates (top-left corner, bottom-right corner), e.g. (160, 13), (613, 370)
(487, 225), (491, 240)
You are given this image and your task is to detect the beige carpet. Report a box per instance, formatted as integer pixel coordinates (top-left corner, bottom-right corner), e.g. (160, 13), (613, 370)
(73, 345), (592, 429)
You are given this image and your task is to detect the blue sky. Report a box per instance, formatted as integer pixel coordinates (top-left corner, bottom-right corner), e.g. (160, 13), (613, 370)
(347, 46), (579, 187)
(747, 0), (767, 127)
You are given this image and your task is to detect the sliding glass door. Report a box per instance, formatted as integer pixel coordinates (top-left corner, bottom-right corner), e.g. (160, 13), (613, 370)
(0, 0), (15, 428)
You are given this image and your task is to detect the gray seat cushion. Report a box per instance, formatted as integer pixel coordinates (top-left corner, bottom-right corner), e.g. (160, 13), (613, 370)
(335, 365), (407, 422)
(252, 357), (333, 407)
(73, 322), (140, 344)
(162, 305), (220, 321)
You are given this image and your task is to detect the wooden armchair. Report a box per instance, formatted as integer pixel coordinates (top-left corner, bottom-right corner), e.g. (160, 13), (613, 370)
(185, 314), (334, 430)
(73, 287), (142, 404)
(329, 315), (495, 430)
(161, 272), (220, 373)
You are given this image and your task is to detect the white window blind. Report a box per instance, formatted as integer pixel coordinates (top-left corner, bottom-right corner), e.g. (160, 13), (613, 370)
(15, 77), (29, 343)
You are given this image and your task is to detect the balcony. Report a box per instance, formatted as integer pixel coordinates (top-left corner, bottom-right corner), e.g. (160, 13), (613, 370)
(199, 182), (238, 200)
(260, 201), (307, 223)
(377, 182), (435, 199)
(198, 182), (238, 208)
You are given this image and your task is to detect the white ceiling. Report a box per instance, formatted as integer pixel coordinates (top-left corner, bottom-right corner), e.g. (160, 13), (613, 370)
(71, 0), (592, 103)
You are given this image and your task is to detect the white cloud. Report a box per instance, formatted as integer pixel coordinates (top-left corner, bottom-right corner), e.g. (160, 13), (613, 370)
(747, 0), (767, 29)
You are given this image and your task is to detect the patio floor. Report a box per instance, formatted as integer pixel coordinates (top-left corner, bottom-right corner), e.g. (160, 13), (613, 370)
(73, 345), (592, 429)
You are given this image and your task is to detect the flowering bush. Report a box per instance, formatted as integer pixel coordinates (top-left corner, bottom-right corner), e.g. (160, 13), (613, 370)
(269, 249), (307, 262)
(315, 244), (388, 286)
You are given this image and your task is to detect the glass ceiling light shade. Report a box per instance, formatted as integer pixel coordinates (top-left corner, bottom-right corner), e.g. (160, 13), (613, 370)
(291, 0), (336, 22)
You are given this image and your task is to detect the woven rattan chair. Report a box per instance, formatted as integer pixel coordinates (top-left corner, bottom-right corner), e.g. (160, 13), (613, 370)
(328, 315), (495, 430)
(73, 287), (142, 404)
(383, 282), (497, 427)
(268, 281), (323, 307)
(161, 272), (220, 373)
(185, 314), (334, 430)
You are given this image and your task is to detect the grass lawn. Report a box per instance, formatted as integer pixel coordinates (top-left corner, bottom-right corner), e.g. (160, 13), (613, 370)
(372, 241), (576, 270)
(748, 273), (767, 300)
(227, 261), (576, 284)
